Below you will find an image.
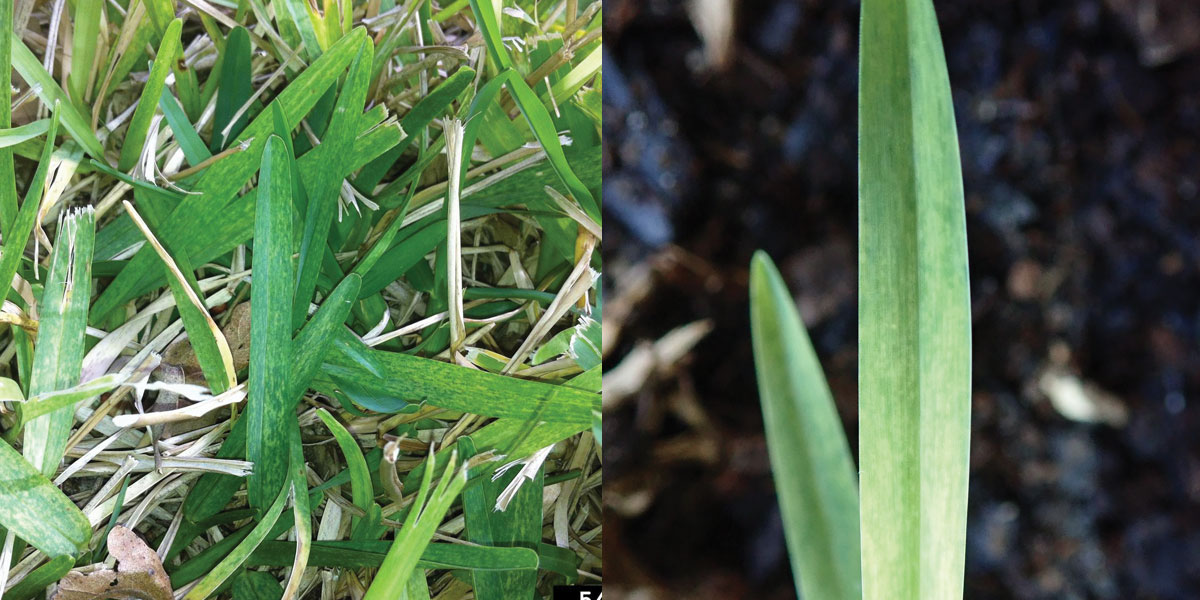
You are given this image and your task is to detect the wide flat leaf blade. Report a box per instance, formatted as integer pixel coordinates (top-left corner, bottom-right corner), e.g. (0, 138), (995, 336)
(0, 440), (90, 557)
(858, 0), (971, 598)
(749, 252), (861, 600)
(246, 135), (295, 512)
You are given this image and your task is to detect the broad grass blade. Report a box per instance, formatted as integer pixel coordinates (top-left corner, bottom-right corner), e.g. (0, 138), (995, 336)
(858, 0), (972, 597)
(0, 439), (90, 557)
(117, 18), (182, 172)
(22, 207), (95, 477)
(246, 135), (296, 512)
(749, 252), (861, 600)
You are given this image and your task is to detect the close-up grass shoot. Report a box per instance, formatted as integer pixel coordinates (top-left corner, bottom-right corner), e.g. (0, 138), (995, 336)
(0, 0), (601, 598)
(751, 0), (969, 598)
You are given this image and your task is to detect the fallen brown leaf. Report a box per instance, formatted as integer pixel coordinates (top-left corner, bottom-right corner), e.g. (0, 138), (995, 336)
(51, 526), (172, 600)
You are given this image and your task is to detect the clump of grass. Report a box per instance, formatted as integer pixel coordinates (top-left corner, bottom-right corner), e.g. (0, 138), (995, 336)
(0, 0), (602, 597)
(751, 0), (969, 599)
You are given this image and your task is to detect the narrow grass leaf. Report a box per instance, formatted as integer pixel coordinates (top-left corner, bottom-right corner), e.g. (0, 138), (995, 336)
(211, 26), (253, 151)
(10, 39), (107, 161)
(124, 200), (237, 392)
(182, 482), (290, 600)
(858, 0), (972, 598)
(315, 408), (374, 531)
(181, 274), (360, 528)
(0, 120), (49, 148)
(117, 18), (183, 172)
(0, 109), (59, 307)
(749, 252), (860, 600)
(0, 0), (15, 229)
(246, 135), (296, 512)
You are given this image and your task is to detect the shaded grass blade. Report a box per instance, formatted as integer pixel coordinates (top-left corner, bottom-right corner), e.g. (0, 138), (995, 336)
(246, 135), (296, 512)
(749, 251), (861, 600)
(182, 481), (290, 600)
(22, 207), (95, 477)
(858, 0), (972, 597)
(211, 26), (253, 151)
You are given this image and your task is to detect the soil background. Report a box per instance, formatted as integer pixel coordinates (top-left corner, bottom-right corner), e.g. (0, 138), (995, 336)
(602, 0), (1200, 598)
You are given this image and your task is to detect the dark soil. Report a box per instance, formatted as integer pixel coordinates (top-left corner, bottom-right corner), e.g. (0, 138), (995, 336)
(602, 1), (1200, 598)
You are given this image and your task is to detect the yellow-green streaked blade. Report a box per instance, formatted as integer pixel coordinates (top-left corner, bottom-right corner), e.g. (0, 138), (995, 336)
(858, 0), (972, 598)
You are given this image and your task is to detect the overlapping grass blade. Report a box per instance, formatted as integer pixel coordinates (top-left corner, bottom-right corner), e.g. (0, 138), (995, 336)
(67, 0), (103, 107)
(749, 252), (861, 600)
(89, 28), (367, 323)
(181, 481), (290, 600)
(0, 439), (90, 557)
(858, 0), (972, 597)
(461, 437), (541, 600)
(0, 120), (48, 149)
(10, 39), (106, 161)
(246, 135), (296, 512)
(22, 207), (95, 477)
(292, 38), (373, 328)
(124, 200), (237, 392)
(117, 18), (182, 172)
(319, 331), (598, 425)
(181, 274), (360, 528)
(0, 108), (58, 306)
(362, 449), (468, 600)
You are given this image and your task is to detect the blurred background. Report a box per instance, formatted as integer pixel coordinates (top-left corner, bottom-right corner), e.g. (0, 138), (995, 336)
(601, 0), (1200, 598)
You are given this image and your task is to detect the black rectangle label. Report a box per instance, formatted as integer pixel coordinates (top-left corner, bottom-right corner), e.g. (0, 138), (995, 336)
(553, 585), (602, 600)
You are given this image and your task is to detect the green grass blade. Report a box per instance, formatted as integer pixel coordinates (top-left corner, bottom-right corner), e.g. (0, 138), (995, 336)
(117, 18), (182, 172)
(17, 373), (124, 426)
(0, 109), (59, 306)
(10, 38), (107, 162)
(246, 135), (296, 512)
(502, 71), (598, 220)
(466, 0), (511, 70)
(292, 38), (373, 329)
(159, 92), (212, 167)
(89, 28), (367, 323)
(281, 428), (311, 600)
(68, 0), (103, 106)
(0, 119), (48, 149)
(182, 482), (290, 600)
(22, 207), (95, 477)
(211, 26), (253, 151)
(749, 252), (861, 600)
(362, 452), (468, 600)
(180, 274), (360, 528)
(319, 331), (598, 425)
(460, 437), (540, 600)
(0, 0), (15, 230)
(858, 0), (972, 598)
(0, 440), (90, 557)
(315, 408), (374, 531)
